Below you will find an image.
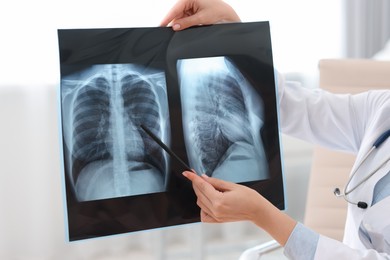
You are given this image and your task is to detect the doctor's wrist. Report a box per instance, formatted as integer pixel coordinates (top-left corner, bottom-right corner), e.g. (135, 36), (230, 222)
(251, 198), (297, 246)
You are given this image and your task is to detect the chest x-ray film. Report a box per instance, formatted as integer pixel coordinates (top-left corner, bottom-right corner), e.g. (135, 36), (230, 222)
(57, 22), (284, 241)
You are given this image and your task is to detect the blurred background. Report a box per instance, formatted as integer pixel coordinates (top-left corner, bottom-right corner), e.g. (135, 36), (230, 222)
(0, 0), (389, 259)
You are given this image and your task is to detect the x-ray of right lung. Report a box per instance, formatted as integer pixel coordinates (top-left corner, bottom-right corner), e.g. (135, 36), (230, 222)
(177, 57), (268, 183)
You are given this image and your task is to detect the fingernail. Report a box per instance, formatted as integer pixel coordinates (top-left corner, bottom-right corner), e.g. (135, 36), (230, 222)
(182, 171), (189, 177)
(201, 174), (209, 179)
(173, 24), (181, 30)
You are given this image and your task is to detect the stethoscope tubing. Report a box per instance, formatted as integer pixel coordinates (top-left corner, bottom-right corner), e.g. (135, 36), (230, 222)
(336, 129), (390, 208)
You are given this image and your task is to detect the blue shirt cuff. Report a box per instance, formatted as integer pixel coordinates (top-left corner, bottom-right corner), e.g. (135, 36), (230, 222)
(284, 222), (320, 260)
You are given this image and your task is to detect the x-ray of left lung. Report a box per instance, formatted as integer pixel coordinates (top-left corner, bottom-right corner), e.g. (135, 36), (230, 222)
(61, 64), (170, 201)
(177, 57), (268, 183)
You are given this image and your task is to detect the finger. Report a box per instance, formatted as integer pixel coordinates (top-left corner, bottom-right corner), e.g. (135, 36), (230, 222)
(183, 171), (220, 209)
(201, 174), (235, 192)
(171, 12), (205, 30)
(186, 172), (222, 203)
(159, 0), (187, 27)
(192, 180), (215, 211)
(182, 170), (199, 181)
(195, 195), (213, 216)
(200, 210), (218, 223)
(183, 171), (211, 200)
(186, 175), (218, 221)
(191, 184), (221, 222)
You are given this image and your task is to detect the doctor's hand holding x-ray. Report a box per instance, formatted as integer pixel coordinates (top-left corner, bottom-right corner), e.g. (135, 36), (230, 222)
(162, 1), (390, 259)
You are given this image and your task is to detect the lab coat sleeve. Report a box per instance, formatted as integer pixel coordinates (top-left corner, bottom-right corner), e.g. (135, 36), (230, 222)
(276, 72), (367, 153)
(315, 236), (390, 259)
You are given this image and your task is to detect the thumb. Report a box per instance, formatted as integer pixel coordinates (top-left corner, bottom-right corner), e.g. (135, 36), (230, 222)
(202, 175), (234, 192)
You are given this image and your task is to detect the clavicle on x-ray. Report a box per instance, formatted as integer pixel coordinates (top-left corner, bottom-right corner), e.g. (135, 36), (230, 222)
(61, 64), (171, 202)
(177, 56), (269, 183)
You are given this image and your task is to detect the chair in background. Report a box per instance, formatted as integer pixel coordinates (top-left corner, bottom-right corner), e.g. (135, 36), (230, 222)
(240, 58), (390, 259)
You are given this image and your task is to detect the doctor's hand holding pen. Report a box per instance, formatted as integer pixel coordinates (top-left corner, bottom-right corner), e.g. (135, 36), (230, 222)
(182, 171), (297, 247)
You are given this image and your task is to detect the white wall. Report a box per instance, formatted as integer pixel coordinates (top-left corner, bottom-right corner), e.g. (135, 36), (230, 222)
(0, 0), (343, 88)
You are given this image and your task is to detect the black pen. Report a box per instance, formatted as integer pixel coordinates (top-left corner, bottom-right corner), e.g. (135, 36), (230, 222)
(140, 124), (192, 171)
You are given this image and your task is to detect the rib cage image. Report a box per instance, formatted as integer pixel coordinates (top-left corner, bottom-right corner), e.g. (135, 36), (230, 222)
(71, 77), (112, 183)
(121, 74), (166, 174)
(190, 73), (252, 175)
(177, 57), (269, 183)
(61, 64), (170, 202)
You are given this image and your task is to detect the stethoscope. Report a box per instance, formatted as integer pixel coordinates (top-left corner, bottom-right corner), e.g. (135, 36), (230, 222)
(334, 129), (390, 209)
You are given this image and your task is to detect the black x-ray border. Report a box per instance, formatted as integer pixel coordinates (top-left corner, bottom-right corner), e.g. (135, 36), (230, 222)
(57, 21), (285, 241)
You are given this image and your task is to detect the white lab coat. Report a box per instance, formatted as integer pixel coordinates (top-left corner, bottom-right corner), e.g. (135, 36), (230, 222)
(278, 75), (390, 259)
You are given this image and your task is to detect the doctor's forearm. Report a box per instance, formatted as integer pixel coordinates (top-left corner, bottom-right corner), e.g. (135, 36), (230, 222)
(250, 198), (297, 246)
